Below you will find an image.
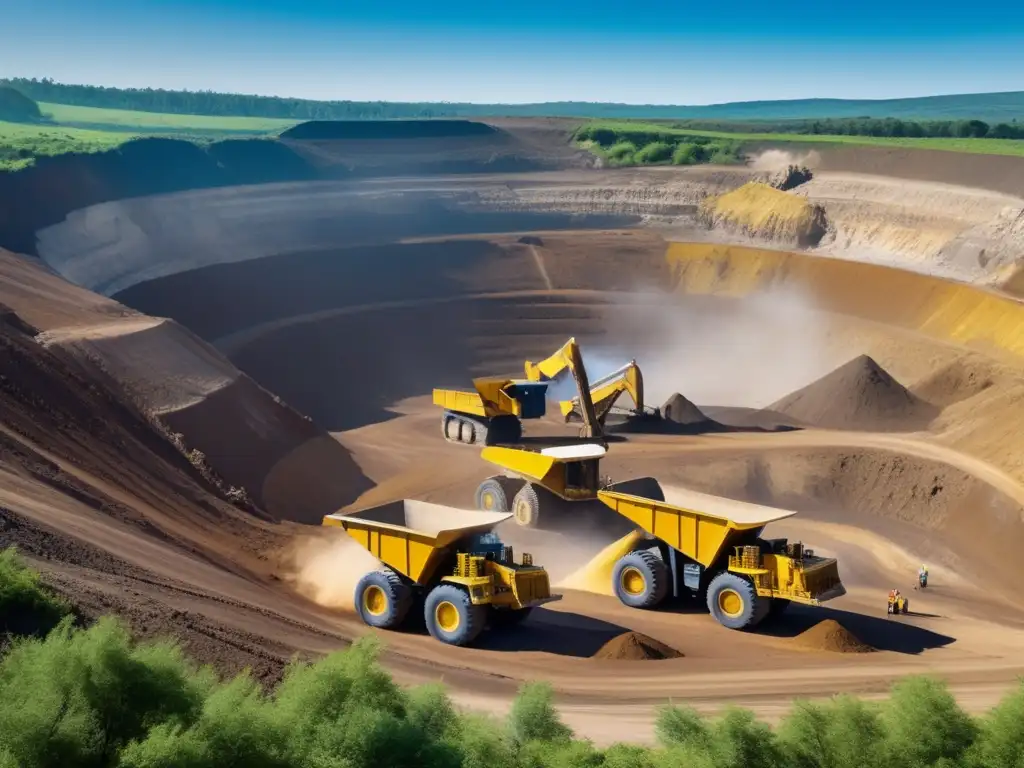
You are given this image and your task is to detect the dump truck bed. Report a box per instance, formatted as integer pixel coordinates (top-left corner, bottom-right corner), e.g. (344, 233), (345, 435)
(659, 486), (797, 527)
(323, 499), (512, 584)
(598, 482), (799, 568)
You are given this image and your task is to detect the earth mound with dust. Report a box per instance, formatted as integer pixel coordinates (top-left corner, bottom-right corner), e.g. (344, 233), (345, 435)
(793, 619), (875, 654)
(661, 393), (713, 426)
(593, 631), (684, 660)
(771, 354), (936, 430)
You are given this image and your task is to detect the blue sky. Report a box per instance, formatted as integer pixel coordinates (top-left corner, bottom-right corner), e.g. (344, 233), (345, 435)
(3, 0), (1023, 104)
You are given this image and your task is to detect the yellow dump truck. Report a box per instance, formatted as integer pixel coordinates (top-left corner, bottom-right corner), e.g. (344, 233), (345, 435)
(596, 484), (846, 630)
(322, 499), (561, 646)
(475, 440), (664, 532)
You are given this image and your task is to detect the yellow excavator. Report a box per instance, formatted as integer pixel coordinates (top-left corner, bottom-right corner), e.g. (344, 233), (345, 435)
(524, 347), (660, 425)
(432, 338), (657, 446)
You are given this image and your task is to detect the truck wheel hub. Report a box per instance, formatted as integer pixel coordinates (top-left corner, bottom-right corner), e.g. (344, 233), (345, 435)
(435, 601), (460, 632)
(620, 567), (646, 596)
(363, 585), (388, 616)
(718, 589), (744, 617)
(514, 498), (534, 526)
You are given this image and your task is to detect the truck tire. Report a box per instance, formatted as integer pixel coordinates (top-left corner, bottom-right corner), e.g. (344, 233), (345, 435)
(475, 478), (510, 513)
(442, 415), (458, 442)
(612, 550), (670, 609)
(355, 570), (413, 630)
(424, 584), (487, 646)
(706, 572), (763, 630)
(512, 484), (541, 529)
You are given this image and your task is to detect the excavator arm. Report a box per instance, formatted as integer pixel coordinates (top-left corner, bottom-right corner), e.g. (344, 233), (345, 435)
(558, 361), (647, 424)
(524, 338), (605, 444)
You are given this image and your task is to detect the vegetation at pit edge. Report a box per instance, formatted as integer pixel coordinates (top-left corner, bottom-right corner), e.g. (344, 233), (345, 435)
(38, 102), (297, 134)
(0, 120), (144, 171)
(3, 547), (1024, 768)
(577, 129), (744, 168)
(575, 120), (1024, 158)
(7, 77), (1024, 123)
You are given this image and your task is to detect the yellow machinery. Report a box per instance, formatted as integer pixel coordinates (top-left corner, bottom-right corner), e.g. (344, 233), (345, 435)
(595, 484), (846, 630)
(433, 337), (655, 446)
(433, 376), (546, 446)
(888, 591), (909, 615)
(322, 499), (561, 646)
(525, 349), (660, 426)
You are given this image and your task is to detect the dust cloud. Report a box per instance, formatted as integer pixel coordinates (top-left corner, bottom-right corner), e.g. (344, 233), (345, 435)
(748, 149), (822, 171)
(279, 532), (381, 611)
(588, 285), (840, 410)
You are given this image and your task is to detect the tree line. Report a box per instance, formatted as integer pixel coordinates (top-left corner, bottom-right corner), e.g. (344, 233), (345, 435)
(671, 116), (1024, 140)
(1, 77), (463, 120)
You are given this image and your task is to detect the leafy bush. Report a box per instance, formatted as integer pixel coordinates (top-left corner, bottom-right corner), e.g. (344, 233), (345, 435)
(604, 140), (637, 166)
(0, 546), (71, 636)
(671, 142), (703, 165)
(634, 141), (673, 164)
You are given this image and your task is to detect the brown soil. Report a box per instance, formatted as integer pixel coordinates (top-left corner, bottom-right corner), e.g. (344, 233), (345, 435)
(593, 631), (684, 660)
(771, 354), (937, 431)
(792, 619), (875, 653)
(912, 358), (998, 407)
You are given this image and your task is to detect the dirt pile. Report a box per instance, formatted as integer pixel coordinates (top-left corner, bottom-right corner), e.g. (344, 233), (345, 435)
(698, 182), (828, 247)
(593, 631), (684, 660)
(770, 354), (937, 431)
(912, 358), (997, 407)
(793, 620), (875, 653)
(662, 393), (711, 426)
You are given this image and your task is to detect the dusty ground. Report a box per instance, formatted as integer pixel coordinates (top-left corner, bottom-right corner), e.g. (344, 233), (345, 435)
(4, 138), (1024, 745)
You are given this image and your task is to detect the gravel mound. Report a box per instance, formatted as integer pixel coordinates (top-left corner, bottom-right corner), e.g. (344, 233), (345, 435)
(770, 354), (936, 430)
(793, 620), (875, 653)
(593, 632), (684, 661)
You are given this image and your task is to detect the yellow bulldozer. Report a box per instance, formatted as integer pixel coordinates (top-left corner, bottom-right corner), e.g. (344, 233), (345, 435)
(432, 338), (659, 447)
(323, 499), (560, 646)
(596, 484), (846, 630)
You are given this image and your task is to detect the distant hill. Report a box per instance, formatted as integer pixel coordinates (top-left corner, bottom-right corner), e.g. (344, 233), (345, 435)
(5, 78), (1024, 123)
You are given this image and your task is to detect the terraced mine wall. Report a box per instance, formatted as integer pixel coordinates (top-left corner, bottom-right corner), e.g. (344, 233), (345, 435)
(668, 242), (1024, 360)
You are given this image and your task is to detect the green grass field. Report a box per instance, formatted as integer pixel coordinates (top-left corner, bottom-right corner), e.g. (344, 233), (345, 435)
(39, 102), (297, 133)
(579, 120), (1024, 158)
(0, 120), (138, 170)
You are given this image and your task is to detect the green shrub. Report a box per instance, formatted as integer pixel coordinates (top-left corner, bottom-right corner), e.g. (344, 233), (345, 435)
(777, 695), (885, 768)
(671, 142), (703, 165)
(881, 676), (977, 768)
(0, 616), (206, 768)
(0, 547), (71, 636)
(600, 140), (637, 166)
(634, 141), (673, 164)
(966, 680), (1024, 768)
(509, 681), (573, 746)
